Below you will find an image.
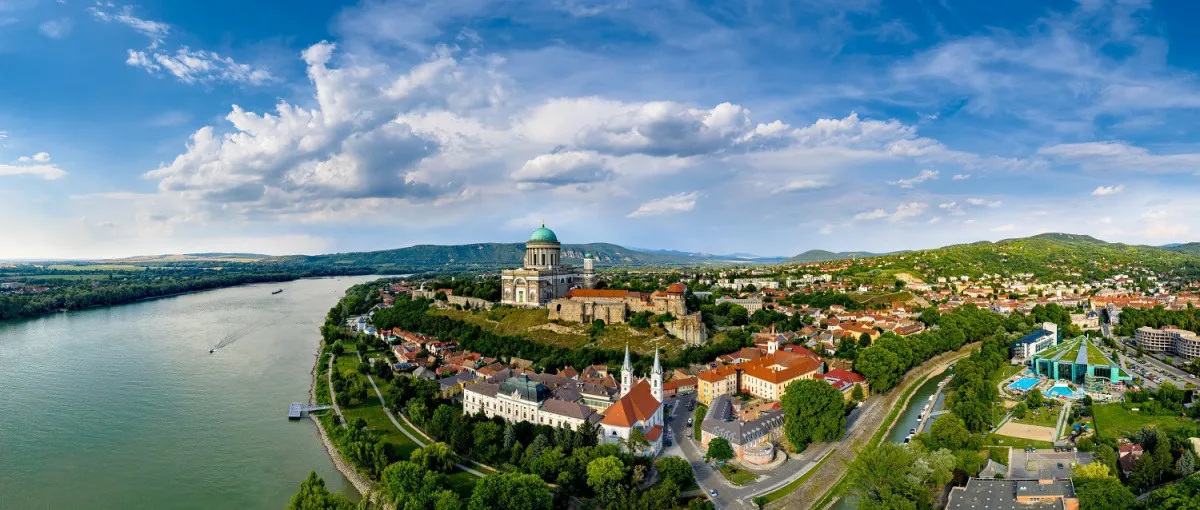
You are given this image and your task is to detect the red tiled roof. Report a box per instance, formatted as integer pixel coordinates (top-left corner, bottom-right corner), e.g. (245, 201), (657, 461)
(666, 283), (686, 294)
(566, 289), (637, 299)
(645, 424), (663, 441)
(698, 365), (738, 383)
(600, 380), (661, 427)
(822, 368), (865, 384)
(663, 377), (697, 390)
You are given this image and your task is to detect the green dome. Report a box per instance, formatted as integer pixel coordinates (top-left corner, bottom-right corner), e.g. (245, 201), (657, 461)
(528, 224), (559, 243)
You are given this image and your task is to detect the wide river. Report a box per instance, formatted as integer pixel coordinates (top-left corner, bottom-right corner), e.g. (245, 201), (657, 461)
(0, 276), (379, 509)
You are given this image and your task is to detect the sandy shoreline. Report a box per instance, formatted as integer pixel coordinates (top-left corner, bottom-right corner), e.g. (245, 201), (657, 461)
(308, 349), (373, 497)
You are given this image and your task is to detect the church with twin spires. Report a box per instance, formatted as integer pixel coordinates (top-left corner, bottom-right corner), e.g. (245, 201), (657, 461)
(500, 224), (595, 306)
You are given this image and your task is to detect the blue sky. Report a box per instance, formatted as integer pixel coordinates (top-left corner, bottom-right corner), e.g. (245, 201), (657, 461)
(3, 0), (1200, 259)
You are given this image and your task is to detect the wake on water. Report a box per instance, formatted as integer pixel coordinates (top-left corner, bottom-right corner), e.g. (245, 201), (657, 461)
(210, 324), (262, 352)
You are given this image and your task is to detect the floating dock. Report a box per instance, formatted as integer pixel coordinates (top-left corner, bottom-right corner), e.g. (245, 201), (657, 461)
(288, 403), (332, 419)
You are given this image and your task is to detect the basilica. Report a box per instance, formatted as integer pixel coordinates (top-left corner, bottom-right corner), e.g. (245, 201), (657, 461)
(500, 224), (595, 306)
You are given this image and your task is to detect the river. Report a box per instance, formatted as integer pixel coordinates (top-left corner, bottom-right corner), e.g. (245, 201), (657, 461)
(0, 276), (379, 509)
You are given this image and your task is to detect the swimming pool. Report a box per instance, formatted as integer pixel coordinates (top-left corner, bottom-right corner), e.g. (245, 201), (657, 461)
(1047, 385), (1075, 399)
(1009, 377), (1039, 392)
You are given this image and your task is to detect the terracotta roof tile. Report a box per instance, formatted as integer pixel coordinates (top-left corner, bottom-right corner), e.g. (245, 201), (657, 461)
(600, 380), (661, 427)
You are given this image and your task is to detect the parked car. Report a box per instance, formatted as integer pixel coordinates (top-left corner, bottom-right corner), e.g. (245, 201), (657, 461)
(709, 489), (718, 497)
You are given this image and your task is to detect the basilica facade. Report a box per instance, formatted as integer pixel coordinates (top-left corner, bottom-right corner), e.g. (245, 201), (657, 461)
(500, 224), (595, 306)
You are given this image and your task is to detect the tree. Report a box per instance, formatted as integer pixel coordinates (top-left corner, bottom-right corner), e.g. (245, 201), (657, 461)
(707, 437), (734, 462)
(656, 456), (695, 488)
(1181, 449), (1198, 476)
(859, 332), (873, 348)
(929, 415), (970, 451)
(846, 443), (925, 509)
(431, 490), (463, 510)
(1074, 462), (1114, 480)
(855, 346), (904, 393)
(1073, 476), (1136, 510)
(640, 480), (680, 509)
(1012, 402), (1028, 420)
(623, 427), (650, 456)
(429, 405), (458, 442)
(411, 442), (456, 474)
(781, 379), (846, 450)
(467, 472), (552, 510)
(472, 421), (502, 463)
(1025, 388), (1043, 409)
(588, 319), (606, 339)
(382, 461), (427, 503)
(851, 384), (865, 402)
(586, 455), (628, 506)
(288, 472), (355, 510)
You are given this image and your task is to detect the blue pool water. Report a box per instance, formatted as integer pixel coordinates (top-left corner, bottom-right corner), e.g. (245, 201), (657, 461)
(1047, 385), (1074, 398)
(1009, 377), (1039, 391)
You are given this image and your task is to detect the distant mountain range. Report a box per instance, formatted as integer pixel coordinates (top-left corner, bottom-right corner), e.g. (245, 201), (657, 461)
(40, 232), (1200, 271)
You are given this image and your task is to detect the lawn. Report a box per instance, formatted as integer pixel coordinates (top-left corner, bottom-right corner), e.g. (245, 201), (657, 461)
(445, 471), (479, 499)
(435, 307), (687, 356)
(1086, 342), (1113, 366)
(717, 464), (759, 486)
(1000, 364), (1027, 380)
(1092, 403), (1193, 439)
(46, 264), (144, 271)
(1014, 403), (1061, 428)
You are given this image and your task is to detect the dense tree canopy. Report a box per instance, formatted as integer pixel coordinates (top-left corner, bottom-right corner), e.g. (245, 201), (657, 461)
(781, 379), (846, 450)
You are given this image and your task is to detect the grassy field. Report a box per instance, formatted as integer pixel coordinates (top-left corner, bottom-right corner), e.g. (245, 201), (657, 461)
(1014, 403), (1061, 428)
(718, 464), (759, 486)
(1000, 364), (1027, 380)
(46, 264), (144, 271)
(331, 352), (480, 497)
(1092, 403), (1193, 439)
(434, 307), (687, 356)
(333, 354), (422, 460)
(852, 290), (914, 308)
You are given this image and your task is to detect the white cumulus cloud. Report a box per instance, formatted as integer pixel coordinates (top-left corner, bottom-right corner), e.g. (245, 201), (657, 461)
(891, 169), (939, 188)
(627, 191), (700, 218)
(1091, 184), (1124, 196)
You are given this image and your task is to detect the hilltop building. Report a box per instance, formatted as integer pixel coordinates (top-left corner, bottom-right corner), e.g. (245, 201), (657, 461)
(500, 224), (595, 307)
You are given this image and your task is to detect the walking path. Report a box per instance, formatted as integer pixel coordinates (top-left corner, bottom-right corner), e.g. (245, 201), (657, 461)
(327, 354), (346, 426)
(354, 351), (487, 478)
(775, 342), (981, 510)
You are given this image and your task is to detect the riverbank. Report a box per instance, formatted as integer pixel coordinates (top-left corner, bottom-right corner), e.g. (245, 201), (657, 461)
(308, 350), (371, 497)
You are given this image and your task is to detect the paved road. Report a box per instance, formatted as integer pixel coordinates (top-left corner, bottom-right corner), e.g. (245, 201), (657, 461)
(664, 392), (850, 509)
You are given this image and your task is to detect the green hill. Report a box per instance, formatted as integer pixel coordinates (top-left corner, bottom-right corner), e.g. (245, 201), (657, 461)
(266, 242), (704, 270)
(882, 232), (1199, 282)
(1164, 242), (1200, 256)
(787, 249), (882, 264)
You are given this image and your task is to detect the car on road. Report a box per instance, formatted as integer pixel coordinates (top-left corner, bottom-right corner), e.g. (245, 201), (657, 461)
(687, 418), (693, 426)
(709, 489), (718, 497)
(687, 433), (692, 439)
(1058, 462), (1064, 469)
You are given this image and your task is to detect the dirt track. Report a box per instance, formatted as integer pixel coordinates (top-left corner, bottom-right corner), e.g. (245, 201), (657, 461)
(774, 342), (981, 510)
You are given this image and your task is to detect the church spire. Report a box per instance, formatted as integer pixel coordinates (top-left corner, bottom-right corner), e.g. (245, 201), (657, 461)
(650, 348), (663, 402)
(620, 344), (633, 398)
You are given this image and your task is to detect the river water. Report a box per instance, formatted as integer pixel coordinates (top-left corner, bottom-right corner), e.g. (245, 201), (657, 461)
(0, 276), (378, 509)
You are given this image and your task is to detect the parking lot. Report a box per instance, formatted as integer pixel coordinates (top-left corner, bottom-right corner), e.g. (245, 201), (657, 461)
(1009, 449), (1093, 479)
